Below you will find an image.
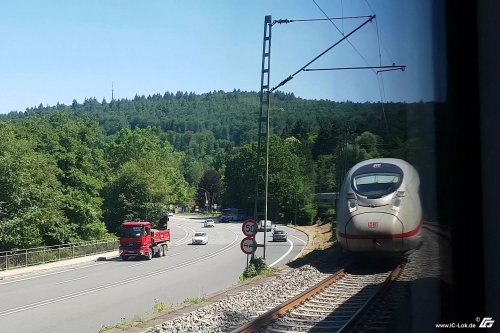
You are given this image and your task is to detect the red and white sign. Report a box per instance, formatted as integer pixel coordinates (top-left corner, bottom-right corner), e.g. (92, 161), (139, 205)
(240, 236), (257, 255)
(242, 219), (257, 237)
(368, 221), (379, 229)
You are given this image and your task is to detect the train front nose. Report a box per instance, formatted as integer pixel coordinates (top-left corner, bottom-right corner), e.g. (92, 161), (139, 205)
(341, 212), (405, 252)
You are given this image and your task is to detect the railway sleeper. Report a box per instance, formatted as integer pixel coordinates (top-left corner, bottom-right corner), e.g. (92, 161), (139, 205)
(291, 309), (357, 317)
(313, 293), (370, 301)
(282, 314), (354, 323)
(322, 289), (380, 298)
(289, 312), (354, 319)
(270, 321), (345, 331)
(292, 304), (365, 314)
(266, 328), (341, 333)
(304, 299), (368, 308)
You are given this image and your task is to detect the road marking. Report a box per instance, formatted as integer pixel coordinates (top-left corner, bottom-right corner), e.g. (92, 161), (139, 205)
(127, 262), (147, 268)
(289, 234), (307, 245)
(0, 229), (241, 317)
(269, 239), (294, 267)
(55, 276), (88, 285)
(0, 220), (228, 285)
(169, 223), (190, 244)
(290, 233), (309, 261)
(170, 224), (197, 246)
(0, 262), (110, 286)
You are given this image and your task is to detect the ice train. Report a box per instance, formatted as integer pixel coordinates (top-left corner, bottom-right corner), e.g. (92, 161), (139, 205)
(336, 158), (423, 254)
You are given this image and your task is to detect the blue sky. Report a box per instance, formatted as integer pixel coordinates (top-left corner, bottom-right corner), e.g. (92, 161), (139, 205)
(0, 0), (445, 114)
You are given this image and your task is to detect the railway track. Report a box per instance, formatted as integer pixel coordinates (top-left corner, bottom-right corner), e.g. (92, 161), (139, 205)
(231, 258), (406, 333)
(140, 226), (447, 333)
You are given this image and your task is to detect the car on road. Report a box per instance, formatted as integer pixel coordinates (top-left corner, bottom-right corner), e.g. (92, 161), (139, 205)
(272, 229), (287, 242)
(192, 231), (209, 245)
(168, 212), (174, 217)
(204, 219), (215, 227)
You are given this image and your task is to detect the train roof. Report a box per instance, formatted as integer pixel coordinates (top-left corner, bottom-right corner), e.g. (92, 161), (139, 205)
(347, 158), (419, 179)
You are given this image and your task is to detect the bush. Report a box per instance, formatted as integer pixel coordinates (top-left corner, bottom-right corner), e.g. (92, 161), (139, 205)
(240, 257), (273, 281)
(297, 203), (317, 226)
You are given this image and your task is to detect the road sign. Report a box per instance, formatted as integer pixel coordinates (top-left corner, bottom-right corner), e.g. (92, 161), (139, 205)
(240, 236), (257, 255)
(242, 219), (257, 237)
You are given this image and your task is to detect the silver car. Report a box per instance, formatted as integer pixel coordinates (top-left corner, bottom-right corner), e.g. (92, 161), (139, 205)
(272, 229), (287, 242)
(192, 231), (208, 245)
(204, 219), (215, 227)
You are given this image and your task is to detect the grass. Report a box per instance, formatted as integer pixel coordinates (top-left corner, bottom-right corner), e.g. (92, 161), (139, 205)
(290, 221), (335, 257)
(98, 295), (213, 332)
(99, 316), (145, 332)
(184, 295), (207, 305)
(286, 221), (336, 268)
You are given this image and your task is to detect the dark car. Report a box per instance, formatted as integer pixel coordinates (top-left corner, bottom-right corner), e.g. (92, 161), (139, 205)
(272, 229), (287, 242)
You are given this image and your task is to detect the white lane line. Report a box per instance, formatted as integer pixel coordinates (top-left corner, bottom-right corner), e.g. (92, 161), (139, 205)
(127, 262), (148, 268)
(165, 252), (181, 258)
(55, 276), (88, 285)
(170, 224), (197, 246)
(0, 262), (110, 286)
(289, 234), (307, 245)
(290, 232), (309, 261)
(0, 229), (241, 317)
(170, 223), (191, 245)
(0, 221), (227, 285)
(269, 239), (294, 267)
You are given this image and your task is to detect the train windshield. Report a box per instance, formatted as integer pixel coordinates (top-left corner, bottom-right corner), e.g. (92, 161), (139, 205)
(352, 173), (402, 198)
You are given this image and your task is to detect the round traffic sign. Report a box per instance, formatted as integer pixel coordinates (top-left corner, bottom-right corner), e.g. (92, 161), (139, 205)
(240, 236), (257, 255)
(242, 219), (257, 237)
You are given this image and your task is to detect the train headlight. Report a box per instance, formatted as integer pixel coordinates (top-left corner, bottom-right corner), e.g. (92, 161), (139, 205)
(347, 192), (358, 212)
(348, 199), (358, 213)
(391, 191), (405, 212)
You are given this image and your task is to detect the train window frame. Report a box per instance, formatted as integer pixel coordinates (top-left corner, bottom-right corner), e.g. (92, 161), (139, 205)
(351, 172), (403, 198)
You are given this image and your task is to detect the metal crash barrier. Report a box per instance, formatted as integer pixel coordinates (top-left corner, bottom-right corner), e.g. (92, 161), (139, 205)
(0, 239), (118, 271)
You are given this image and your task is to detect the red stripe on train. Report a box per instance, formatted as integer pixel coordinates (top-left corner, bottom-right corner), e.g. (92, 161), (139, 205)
(338, 221), (422, 240)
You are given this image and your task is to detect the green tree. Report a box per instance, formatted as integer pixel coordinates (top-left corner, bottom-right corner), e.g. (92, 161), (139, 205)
(198, 169), (224, 211)
(103, 157), (192, 233)
(355, 131), (382, 159)
(17, 114), (110, 241)
(106, 127), (181, 171)
(224, 136), (315, 225)
(0, 124), (70, 249)
(315, 155), (336, 192)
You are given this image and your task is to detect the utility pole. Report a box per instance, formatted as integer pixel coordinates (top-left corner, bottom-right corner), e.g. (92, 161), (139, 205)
(253, 15), (272, 260)
(253, 13), (406, 262)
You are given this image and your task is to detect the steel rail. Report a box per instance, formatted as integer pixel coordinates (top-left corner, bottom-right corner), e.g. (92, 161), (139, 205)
(337, 259), (407, 333)
(231, 258), (406, 333)
(230, 268), (347, 333)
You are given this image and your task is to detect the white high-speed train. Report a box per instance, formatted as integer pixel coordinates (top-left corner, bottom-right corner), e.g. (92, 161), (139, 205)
(336, 158), (423, 254)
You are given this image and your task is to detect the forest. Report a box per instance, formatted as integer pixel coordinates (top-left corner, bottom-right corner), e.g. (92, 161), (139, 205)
(0, 90), (436, 250)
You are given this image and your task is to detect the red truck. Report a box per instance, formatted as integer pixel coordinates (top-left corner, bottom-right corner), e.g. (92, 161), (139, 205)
(119, 221), (170, 261)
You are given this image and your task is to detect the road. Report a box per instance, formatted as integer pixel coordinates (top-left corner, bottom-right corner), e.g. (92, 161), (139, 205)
(0, 216), (307, 333)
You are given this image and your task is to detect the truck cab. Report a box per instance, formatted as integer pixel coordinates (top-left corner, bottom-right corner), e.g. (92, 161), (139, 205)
(119, 221), (170, 260)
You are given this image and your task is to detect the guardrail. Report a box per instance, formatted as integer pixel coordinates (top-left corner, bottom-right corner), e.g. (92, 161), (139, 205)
(0, 238), (119, 272)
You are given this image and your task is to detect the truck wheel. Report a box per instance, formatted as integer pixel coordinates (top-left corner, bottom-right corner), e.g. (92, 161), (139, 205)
(163, 244), (168, 255)
(159, 246), (164, 257)
(146, 248), (153, 260)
